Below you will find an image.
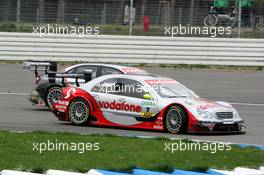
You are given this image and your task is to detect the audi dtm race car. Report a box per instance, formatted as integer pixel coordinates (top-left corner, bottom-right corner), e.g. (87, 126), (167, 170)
(52, 74), (246, 134)
(23, 61), (149, 109)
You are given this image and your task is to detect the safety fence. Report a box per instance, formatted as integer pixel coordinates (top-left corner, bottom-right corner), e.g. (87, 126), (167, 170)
(0, 32), (264, 66)
(0, 0), (264, 37)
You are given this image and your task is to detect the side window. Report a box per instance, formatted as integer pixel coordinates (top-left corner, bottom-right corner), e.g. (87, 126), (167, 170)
(118, 78), (146, 99)
(75, 66), (98, 79)
(66, 67), (77, 74)
(101, 67), (122, 76)
(91, 78), (119, 94)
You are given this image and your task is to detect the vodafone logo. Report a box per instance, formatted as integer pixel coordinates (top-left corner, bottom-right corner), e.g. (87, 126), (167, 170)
(98, 101), (141, 113)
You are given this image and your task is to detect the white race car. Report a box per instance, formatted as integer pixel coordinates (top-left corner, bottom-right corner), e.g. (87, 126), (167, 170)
(52, 74), (246, 134)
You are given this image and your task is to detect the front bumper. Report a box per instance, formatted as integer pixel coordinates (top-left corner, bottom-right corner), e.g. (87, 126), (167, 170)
(52, 110), (67, 121)
(28, 90), (46, 107)
(189, 120), (246, 134)
(51, 100), (70, 121)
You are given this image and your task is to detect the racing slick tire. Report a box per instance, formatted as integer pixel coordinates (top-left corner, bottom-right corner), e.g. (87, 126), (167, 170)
(164, 105), (188, 134)
(45, 86), (63, 110)
(68, 98), (90, 125)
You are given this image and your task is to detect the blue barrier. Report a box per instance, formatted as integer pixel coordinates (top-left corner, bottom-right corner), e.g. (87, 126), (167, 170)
(238, 144), (264, 151)
(133, 169), (170, 175)
(94, 170), (130, 175)
(238, 144), (251, 148)
(172, 169), (211, 175)
(256, 146), (264, 151)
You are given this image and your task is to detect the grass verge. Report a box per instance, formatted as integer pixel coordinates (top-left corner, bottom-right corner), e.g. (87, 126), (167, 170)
(0, 130), (263, 173)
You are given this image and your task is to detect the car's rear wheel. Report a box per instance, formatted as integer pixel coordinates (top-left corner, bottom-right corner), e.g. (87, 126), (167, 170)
(46, 86), (62, 110)
(68, 98), (90, 125)
(164, 105), (188, 134)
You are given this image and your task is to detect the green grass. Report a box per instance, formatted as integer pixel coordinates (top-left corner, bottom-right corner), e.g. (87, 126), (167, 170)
(0, 131), (263, 173)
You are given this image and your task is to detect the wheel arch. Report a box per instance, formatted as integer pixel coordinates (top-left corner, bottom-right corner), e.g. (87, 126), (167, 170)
(67, 96), (93, 117)
(164, 103), (189, 116)
(67, 97), (92, 125)
(163, 103), (190, 133)
(44, 84), (63, 98)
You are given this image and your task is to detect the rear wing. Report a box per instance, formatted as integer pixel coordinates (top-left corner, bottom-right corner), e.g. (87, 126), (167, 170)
(22, 61), (57, 78)
(23, 61), (92, 86)
(48, 72), (92, 87)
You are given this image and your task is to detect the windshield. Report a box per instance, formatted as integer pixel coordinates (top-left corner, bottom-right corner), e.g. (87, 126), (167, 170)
(149, 80), (197, 98)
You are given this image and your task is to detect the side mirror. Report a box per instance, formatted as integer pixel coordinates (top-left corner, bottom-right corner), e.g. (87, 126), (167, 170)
(143, 94), (152, 100)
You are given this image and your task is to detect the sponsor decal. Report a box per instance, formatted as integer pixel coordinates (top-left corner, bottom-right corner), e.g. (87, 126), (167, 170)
(185, 101), (193, 105)
(121, 67), (145, 74)
(141, 101), (156, 108)
(145, 79), (177, 85)
(153, 125), (163, 129)
(55, 105), (67, 109)
(198, 103), (223, 109)
(64, 87), (76, 99)
(208, 123), (215, 131)
(58, 101), (69, 105)
(98, 101), (141, 113)
(140, 111), (155, 118)
(55, 104), (67, 113)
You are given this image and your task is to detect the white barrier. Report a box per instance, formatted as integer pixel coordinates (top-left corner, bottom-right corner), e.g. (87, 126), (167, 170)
(233, 167), (264, 175)
(207, 169), (239, 175)
(207, 168), (264, 175)
(46, 170), (86, 175)
(0, 170), (42, 175)
(87, 169), (102, 175)
(0, 32), (264, 66)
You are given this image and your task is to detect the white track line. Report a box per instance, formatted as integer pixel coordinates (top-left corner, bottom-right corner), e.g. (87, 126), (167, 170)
(0, 92), (29, 96)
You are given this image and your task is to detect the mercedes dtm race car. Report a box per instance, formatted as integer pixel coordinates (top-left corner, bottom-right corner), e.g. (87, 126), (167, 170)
(52, 74), (246, 134)
(23, 61), (149, 109)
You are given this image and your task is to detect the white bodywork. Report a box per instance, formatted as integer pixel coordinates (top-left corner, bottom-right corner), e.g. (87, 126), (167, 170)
(80, 74), (244, 126)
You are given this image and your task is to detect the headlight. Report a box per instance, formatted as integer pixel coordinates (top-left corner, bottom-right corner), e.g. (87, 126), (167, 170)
(233, 110), (240, 118)
(196, 109), (213, 119)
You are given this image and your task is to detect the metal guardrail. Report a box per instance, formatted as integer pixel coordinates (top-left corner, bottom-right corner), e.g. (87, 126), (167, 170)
(0, 32), (264, 66)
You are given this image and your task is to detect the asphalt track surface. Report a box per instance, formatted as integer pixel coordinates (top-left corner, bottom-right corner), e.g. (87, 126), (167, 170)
(0, 64), (264, 145)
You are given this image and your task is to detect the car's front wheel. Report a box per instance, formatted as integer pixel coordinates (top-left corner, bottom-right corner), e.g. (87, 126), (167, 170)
(68, 98), (90, 125)
(164, 105), (188, 134)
